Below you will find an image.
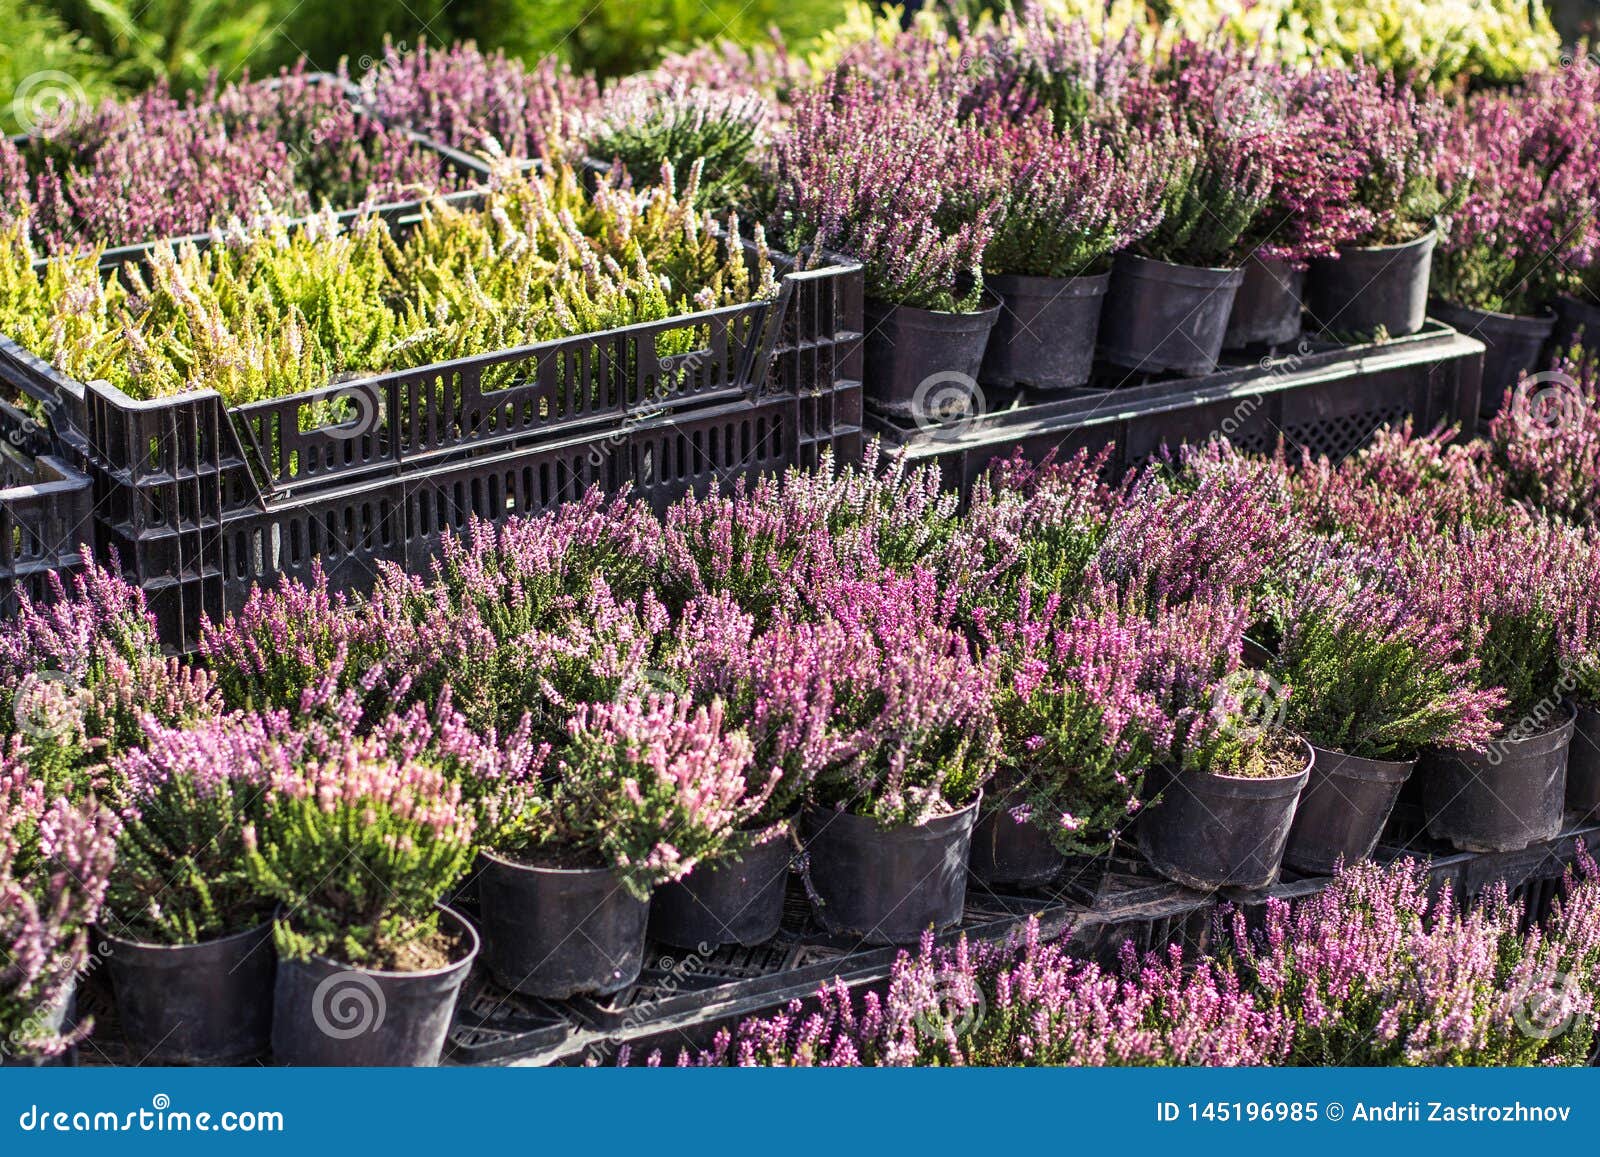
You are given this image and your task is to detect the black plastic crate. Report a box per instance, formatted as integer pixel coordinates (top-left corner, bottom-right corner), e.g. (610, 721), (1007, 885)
(869, 322), (1485, 492)
(107, 339), (860, 648)
(0, 402), (93, 616)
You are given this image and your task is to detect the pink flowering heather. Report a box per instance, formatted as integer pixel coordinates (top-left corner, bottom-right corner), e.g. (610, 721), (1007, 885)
(1434, 81), (1600, 314)
(1, 64), (459, 253)
(1267, 544), (1505, 759)
(660, 442), (956, 622)
(957, 92), (1165, 278)
(764, 69), (998, 312)
(1489, 355), (1600, 527)
(0, 751), (116, 1060)
(1226, 852), (1600, 1066)
(357, 39), (599, 164)
(1410, 514), (1600, 729)
(1298, 63), (1452, 247)
(653, 918), (1292, 1067)
(0, 562), (217, 791)
(242, 719), (478, 968)
(1093, 448), (1299, 606)
(520, 694), (777, 897)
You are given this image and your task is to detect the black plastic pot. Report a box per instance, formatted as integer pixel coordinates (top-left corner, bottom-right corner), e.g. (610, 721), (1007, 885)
(981, 271), (1110, 390)
(862, 295), (1001, 419)
(1419, 704), (1575, 853)
(801, 795), (980, 945)
(1429, 300), (1556, 419)
(476, 852), (649, 999)
(1098, 253), (1245, 375)
(1223, 255), (1305, 349)
(1306, 231), (1435, 338)
(1552, 293), (1600, 355)
(1, 984), (75, 1067)
(969, 797), (1065, 888)
(1137, 742), (1313, 891)
(1565, 702), (1600, 823)
(102, 920), (275, 1065)
(649, 820), (794, 950)
(271, 906), (476, 1067)
(1283, 746), (1416, 875)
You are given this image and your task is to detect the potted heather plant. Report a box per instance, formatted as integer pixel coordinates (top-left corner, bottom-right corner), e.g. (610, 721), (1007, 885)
(474, 694), (776, 997)
(1412, 518), (1598, 852)
(963, 103), (1164, 390)
(99, 716), (280, 1065)
(1, 758), (115, 1067)
(1098, 118), (1274, 375)
(968, 584), (1160, 887)
(1269, 551), (1503, 875)
(766, 72), (999, 419)
(243, 725), (480, 1067)
(1304, 67), (1451, 339)
(1133, 591), (1314, 891)
(791, 571), (999, 944)
(1430, 89), (1598, 417)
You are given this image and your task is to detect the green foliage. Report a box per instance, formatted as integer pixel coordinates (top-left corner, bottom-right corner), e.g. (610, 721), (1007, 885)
(48, 0), (281, 95)
(106, 774), (265, 945)
(0, 0), (116, 135)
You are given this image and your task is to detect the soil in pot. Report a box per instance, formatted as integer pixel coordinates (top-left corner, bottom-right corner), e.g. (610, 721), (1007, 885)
(802, 795), (980, 945)
(1306, 231), (1435, 339)
(1223, 255), (1305, 350)
(1564, 701), (1600, 824)
(1098, 253), (1245, 376)
(863, 295), (1001, 420)
(1552, 293), (1600, 356)
(1138, 737), (1313, 891)
(649, 820), (795, 950)
(103, 919), (276, 1065)
(271, 906), (476, 1067)
(476, 850), (650, 999)
(1419, 703), (1575, 853)
(969, 794), (1066, 889)
(981, 271), (1110, 390)
(1429, 300), (1556, 420)
(1283, 746), (1416, 876)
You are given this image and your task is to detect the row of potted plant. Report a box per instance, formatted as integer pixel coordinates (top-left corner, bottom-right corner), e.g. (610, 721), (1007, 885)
(644, 851), (1600, 1067)
(4, 357), (1600, 1065)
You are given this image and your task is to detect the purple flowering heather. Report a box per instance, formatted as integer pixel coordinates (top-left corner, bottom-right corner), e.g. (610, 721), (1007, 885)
(1226, 851), (1600, 1066)
(1, 753), (116, 1060)
(357, 39), (599, 163)
(1267, 543), (1505, 759)
(1434, 83), (1600, 315)
(654, 917), (1292, 1067)
(524, 694), (779, 897)
(765, 69), (998, 312)
(1489, 356), (1600, 527)
(0, 562), (217, 787)
(1, 64), (459, 253)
